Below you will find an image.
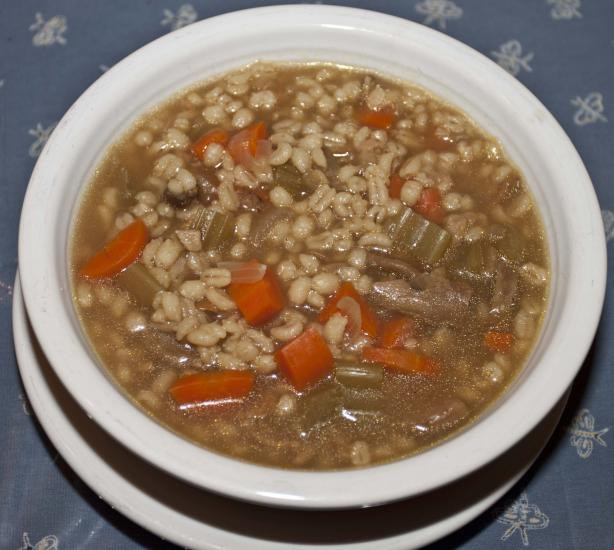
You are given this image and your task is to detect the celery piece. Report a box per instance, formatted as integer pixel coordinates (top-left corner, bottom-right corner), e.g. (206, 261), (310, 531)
(388, 208), (452, 265)
(450, 241), (489, 281)
(334, 361), (384, 389)
(341, 388), (385, 415)
(301, 383), (342, 428)
(273, 164), (312, 199)
(117, 262), (162, 308)
(198, 209), (235, 250)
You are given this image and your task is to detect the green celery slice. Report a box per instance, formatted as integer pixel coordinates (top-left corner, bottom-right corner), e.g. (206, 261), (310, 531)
(273, 164), (313, 199)
(388, 208), (452, 265)
(117, 262), (163, 308)
(198, 209), (235, 250)
(334, 361), (384, 389)
(340, 387), (386, 424)
(450, 240), (489, 281)
(301, 383), (342, 428)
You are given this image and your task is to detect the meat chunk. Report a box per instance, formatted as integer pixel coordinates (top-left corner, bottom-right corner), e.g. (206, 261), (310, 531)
(370, 279), (472, 326)
(366, 252), (420, 282)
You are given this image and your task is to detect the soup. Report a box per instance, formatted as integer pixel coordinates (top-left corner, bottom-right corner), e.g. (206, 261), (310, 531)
(70, 63), (548, 469)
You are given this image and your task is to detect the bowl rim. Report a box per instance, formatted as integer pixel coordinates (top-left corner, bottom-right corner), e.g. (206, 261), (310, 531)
(18, 4), (607, 509)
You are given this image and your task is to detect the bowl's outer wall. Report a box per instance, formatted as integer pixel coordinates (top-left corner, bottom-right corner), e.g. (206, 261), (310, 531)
(18, 6), (606, 508)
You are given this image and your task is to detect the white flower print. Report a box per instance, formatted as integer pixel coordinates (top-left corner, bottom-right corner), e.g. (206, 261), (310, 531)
(19, 394), (32, 416)
(571, 92), (607, 125)
(28, 121), (58, 158)
(567, 408), (609, 458)
(19, 532), (58, 550)
(29, 13), (67, 47)
(496, 492), (549, 546)
(492, 40), (534, 76)
(415, 0), (463, 30)
(161, 4), (198, 31)
(603, 210), (614, 243)
(548, 0), (582, 20)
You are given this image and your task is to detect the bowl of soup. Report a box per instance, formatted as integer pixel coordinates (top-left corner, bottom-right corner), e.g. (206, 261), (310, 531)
(18, 5), (606, 509)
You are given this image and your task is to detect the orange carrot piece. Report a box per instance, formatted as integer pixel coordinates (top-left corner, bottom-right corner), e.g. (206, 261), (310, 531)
(169, 371), (254, 408)
(414, 187), (444, 225)
(247, 121), (267, 155)
(355, 106), (396, 130)
(275, 328), (334, 390)
(424, 128), (455, 152)
(363, 346), (440, 376)
(389, 171), (405, 200)
(191, 128), (229, 159)
(228, 261), (285, 325)
(484, 331), (514, 353)
(79, 219), (148, 279)
(228, 121), (268, 163)
(379, 317), (416, 349)
(317, 282), (378, 338)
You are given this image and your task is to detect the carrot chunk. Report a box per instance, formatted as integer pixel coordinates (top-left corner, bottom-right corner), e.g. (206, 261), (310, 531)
(317, 282), (378, 338)
(379, 317), (416, 349)
(275, 328), (334, 390)
(355, 105), (396, 130)
(424, 128), (455, 152)
(484, 331), (514, 353)
(414, 187), (444, 225)
(191, 128), (229, 159)
(247, 121), (267, 155)
(389, 171), (405, 200)
(363, 346), (440, 376)
(228, 261), (285, 325)
(79, 219), (148, 279)
(228, 121), (268, 163)
(170, 371), (254, 408)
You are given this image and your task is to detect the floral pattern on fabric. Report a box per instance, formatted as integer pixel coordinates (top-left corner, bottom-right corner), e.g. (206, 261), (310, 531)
(160, 4), (198, 31)
(496, 492), (550, 546)
(491, 40), (534, 76)
(571, 92), (607, 126)
(19, 532), (58, 550)
(568, 409), (609, 459)
(548, 0), (582, 20)
(29, 13), (67, 46)
(415, 0), (462, 29)
(28, 121), (58, 158)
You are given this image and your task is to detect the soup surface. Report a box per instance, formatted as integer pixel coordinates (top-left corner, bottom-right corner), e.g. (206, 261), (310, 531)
(71, 63), (549, 469)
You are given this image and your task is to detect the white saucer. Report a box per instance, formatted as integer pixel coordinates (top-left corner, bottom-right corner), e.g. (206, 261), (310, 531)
(12, 274), (568, 550)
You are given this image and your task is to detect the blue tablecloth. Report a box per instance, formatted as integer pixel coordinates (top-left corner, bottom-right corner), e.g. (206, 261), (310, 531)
(1, 1), (612, 548)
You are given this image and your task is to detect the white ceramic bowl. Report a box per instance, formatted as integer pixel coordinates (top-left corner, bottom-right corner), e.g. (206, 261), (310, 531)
(18, 5), (606, 509)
